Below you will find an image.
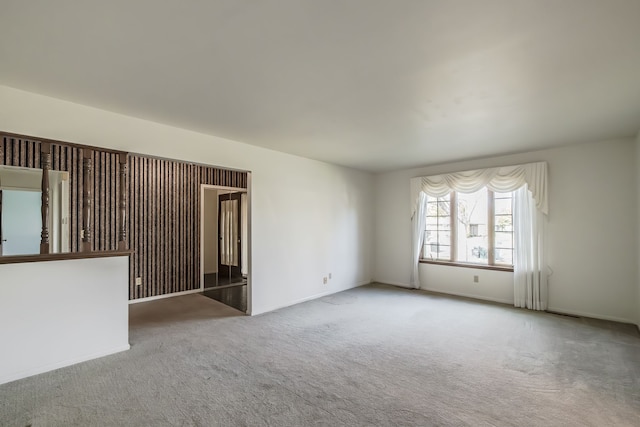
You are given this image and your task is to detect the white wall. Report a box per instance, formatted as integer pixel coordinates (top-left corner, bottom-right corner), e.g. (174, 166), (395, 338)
(203, 188), (218, 275)
(637, 131), (640, 328)
(241, 192), (248, 276)
(0, 85), (374, 315)
(375, 138), (638, 323)
(0, 256), (130, 385)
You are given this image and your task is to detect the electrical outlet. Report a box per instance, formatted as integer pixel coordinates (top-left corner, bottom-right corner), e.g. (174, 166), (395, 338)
(473, 275), (479, 283)
(328, 273), (332, 279)
(323, 277), (328, 285)
(135, 277), (142, 286)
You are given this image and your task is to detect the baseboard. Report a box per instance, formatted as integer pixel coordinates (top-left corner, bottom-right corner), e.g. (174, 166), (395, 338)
(129, 288), (203, 304)
(415, 286), (513, 305)
(0, 344), (131, 386)
(250, 280), (370, 316)
(378, 282), (637, 325)
(546, 306), (636, 325)
(373, 279), (412, 288)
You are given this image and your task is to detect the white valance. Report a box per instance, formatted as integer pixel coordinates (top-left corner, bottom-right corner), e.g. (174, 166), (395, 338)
(410, 161), (548, 216)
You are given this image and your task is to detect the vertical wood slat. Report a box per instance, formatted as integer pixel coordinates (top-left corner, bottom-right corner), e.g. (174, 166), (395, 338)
(151, 157), (156, 297)
(40, 143), (51, 254)
(100, 152), (105, 251)
(118, 153), (128, 250)
(140, 157), (146, 297)
(72, 147), (81, 252)
(82, 149), (93, 251)
(177, 162), (183, 293)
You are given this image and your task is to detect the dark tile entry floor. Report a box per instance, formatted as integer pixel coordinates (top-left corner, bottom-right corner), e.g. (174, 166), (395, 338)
(204, 273), (247, 288)
(202, 284), (247, 313)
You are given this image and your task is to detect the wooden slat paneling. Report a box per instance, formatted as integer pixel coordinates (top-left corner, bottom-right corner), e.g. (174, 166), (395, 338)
(126, 154), (247, 300)
(2, 134), (248, 301)
(1, 137), (121, 254)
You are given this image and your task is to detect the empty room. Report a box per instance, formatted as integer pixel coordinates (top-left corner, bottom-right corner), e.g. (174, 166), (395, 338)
(0, 1), (639, 426)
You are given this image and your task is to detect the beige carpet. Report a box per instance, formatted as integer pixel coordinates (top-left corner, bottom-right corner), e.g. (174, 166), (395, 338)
(1, 283), (639, 426)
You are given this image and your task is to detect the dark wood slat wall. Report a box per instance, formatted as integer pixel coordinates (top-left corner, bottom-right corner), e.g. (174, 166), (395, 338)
(1, 137), (41, 167)
(2, 135), (248, 301)
(127, 154), (247, 300)
(90, 150), (120, 252)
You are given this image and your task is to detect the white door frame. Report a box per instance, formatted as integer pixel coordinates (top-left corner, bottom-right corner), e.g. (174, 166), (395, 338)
(200, 180), (252, 314)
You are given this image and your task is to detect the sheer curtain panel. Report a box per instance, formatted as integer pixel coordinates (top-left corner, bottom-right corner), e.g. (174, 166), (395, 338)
(410, 192), (427, 289)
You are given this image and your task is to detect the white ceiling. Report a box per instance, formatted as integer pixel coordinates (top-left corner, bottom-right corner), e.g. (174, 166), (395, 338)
(1, 1), (640, 172)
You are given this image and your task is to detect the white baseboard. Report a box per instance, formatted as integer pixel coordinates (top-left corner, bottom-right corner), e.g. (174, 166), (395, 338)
(250, 280), (370, 316)
(373, 279), (412, 288)
(416, 286), (513, 305)
(128, 288), (203, 304)
(546, 306), (636, 325)
(378, 282), (637, 325)
(0, 344), (131, 386)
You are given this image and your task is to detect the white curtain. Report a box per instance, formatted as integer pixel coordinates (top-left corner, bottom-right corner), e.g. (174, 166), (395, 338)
(409, 162), (548, 310)
(410, 162), (548, 217)
(513, 185), (547, 310)
(410, 192), (427, 289)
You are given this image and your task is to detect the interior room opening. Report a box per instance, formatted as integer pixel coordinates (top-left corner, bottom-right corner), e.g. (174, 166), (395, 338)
(200, 184), (249, 313)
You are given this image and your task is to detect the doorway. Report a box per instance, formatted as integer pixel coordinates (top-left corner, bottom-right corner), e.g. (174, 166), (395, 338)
(201, 185), (250, 313)
(0, 189), (42, 256)
(218, 191), (243, 284)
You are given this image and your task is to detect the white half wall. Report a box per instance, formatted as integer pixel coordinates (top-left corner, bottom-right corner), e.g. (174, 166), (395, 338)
(637, 131), (640, 328)
(0, 256), (130, 385)
(375, 138), (638, 324)
(0, 85), (374, 315)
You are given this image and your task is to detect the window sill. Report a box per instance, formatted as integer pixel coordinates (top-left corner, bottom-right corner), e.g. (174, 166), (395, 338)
(419, 259), (514, 272)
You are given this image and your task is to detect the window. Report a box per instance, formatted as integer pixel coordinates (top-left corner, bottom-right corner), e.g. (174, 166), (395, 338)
(422, 188), (514, 268)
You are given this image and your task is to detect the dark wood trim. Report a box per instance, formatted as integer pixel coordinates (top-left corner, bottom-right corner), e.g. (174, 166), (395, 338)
(0, 131), (127, 157)
(0, 250), (133, 265)
(419, 259), (514, 272)
(123, 151), (250, 175)
(40, 142), (51, 254)
(82, 149), (93, 251)
(118, 153), (128, 250)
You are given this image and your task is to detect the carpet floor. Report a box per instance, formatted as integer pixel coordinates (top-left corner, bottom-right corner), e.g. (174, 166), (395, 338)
(1, 283), (639, 426)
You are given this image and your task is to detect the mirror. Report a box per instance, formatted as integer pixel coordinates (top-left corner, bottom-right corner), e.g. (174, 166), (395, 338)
(0, 165), (70, 256)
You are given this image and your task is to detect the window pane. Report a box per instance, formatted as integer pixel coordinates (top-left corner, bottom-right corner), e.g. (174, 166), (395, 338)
(423, 243), (451, 261)
(495, 248), (513, 265)
(426, 216), (439, 230)
(423, 194), (452, 261)
(495, 198), (512, 215)
(437, 200), (451, 216)
(426, 202), (438, 216)
(456, 188), (488, 264)
(495, 215), (513, 232)
(495, 231), (513, 249)
(438, 230), (451, 243)
(493, 191), (514, 266)
(437, 245), (451, 260)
